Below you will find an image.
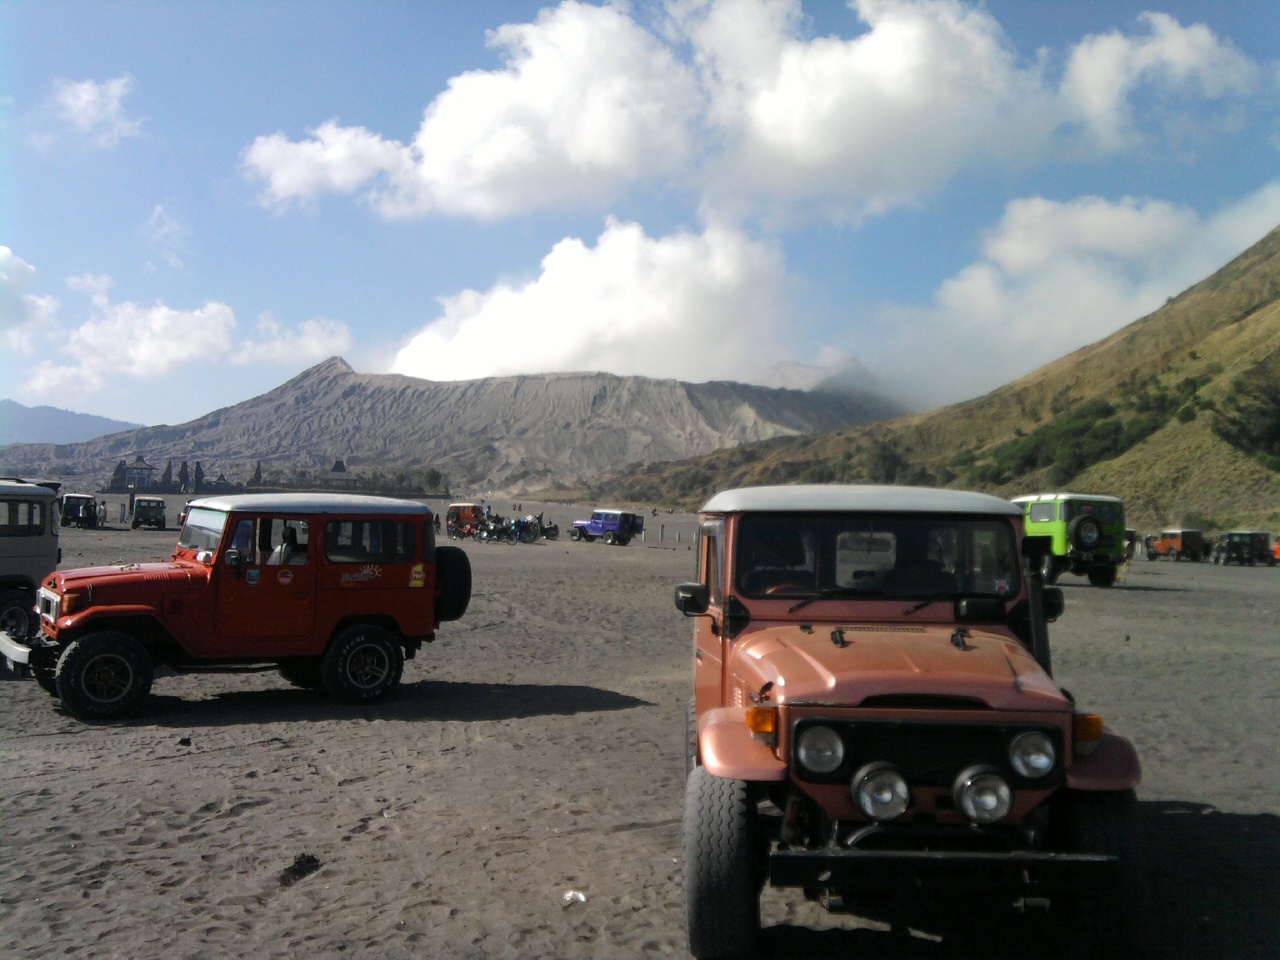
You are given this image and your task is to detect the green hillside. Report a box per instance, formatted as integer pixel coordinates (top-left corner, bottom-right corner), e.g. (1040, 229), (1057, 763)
(591, 224), (1280, 532)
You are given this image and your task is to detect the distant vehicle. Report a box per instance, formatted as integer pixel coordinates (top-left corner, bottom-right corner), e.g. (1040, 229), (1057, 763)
(60, 493), (99, 530)
(1146, 528), (1206, 562)
(1011, 492), (1126, 587)
(131, 495), (167, 530)
(1211, 530), (1276, 566)
(1, 493), (472, 721)
(0, 478), (61, 642)
(445, 502), (483, 539)
(570, 509), (644, 546)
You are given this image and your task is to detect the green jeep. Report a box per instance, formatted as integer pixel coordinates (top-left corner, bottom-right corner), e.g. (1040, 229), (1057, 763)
(1011, 493), (1125, 587)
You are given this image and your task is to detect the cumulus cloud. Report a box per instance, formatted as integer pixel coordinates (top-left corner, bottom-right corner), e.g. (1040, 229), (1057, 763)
(1061, 11), (1262, 152)
(392, 218), (787, 382)
(232, 313), (352, 365)
(0, 247), (60, 358)
(243, 1), (700, 218)
(243, 1), (1267, 227)
(50, 74), (143, 147)
(861, 181), (1280, 408)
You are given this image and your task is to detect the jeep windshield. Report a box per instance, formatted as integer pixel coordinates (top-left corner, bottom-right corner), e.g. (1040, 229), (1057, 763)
(735, 512), (1020, 602)
(177, 507), (229, 553)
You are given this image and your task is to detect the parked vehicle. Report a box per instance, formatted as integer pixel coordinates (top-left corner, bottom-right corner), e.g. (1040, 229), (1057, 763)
(131, 495), (167, 530)
(1011, 492), (1126, 586)
(0, 478), (61, 642)
(512, 515), (541, 544)
(1146, 528), (1206, 562)
(570, 509), (644, 546)
(1211, 530), (1276, 566)
(676, 484), (1141, 959)
(445, 502), (483, 540)
(536, 512), (559, 541)
(0, 493), (471, 720)
(60, 493), (99, 530)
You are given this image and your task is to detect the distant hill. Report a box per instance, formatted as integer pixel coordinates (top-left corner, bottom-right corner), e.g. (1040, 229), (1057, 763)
(597, 225), (1280, 532)
(0, 400), (143, 446)
(0, 362), (906, 492)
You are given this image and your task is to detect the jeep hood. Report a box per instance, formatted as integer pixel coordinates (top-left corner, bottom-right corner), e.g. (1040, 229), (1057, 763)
(51, 561), (204, 595)
(730, 624), (1069, 712)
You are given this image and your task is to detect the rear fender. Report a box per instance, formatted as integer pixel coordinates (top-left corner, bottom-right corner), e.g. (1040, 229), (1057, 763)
(697, 706), (787, 781)
(1066, 730), (1142, 792)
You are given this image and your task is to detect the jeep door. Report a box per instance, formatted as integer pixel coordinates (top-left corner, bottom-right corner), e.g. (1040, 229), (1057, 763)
(692, 520), (726, 713)
(214, 515), (317, 646)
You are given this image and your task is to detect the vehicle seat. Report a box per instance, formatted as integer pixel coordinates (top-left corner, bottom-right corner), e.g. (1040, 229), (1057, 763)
(266, 528), (302, 566)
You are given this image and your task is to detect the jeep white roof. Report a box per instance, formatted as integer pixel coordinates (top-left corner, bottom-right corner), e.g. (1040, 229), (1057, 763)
(1010, 492), (1124, 504)
(700, 485), (1022, 516)
(189, 493), (430, 516)
(0, 479), (59, 499)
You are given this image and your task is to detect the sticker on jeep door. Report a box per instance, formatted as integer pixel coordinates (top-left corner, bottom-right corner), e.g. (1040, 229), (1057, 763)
(340, 565), (383, 584)
(409, 563), (425, 587)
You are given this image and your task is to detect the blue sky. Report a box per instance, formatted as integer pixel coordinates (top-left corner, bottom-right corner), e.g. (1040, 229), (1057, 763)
(3, 0), (1278, 426)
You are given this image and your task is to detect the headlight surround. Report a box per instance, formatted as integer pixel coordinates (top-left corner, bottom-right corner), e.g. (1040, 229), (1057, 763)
(796, 725), (844, 774)
(1009, 730), (1056, 779)
(852, 762), (910, 821)
(953, 765), (1012, 823)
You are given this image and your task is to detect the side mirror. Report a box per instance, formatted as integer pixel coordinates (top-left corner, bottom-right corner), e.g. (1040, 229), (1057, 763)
(1042, 587), (1064, 622)
(675, 582), (710, 616)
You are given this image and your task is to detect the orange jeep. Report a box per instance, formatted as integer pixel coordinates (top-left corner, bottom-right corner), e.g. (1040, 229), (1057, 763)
(676, 485), (1141, 958)
(1145, 528), (1206, 562)
(1, 493), (471, 720)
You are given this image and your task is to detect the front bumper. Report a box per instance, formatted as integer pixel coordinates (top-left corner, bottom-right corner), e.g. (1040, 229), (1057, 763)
(0, 631), (33, 666)
(770, 847), (1115, 894)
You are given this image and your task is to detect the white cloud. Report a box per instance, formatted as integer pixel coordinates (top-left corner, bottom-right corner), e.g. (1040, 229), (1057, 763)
(1061, 11), (1261, 151)
(232, 313), (352, 365)
(861, 181), (1280, 408)
(243, 1), (700, 218)
(392, 218), (787, 381)
(144, 205), (189, 271)
(50, 74), (143, 147)
(0, 247), (60, 357)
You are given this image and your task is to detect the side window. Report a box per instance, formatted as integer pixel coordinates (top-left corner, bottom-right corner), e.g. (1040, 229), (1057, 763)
(264, 518), (309, 566)
(1028, 502), (1056, 524)
(698, 522), (723, 604)
(325, 520), (416, 564)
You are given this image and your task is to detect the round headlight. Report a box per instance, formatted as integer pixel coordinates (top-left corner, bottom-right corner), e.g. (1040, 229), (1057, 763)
(796, 725), (845, 774)
(1010, 731), (1056, 779)
(953, 766), (1012, 823)
(852, 762), (910, 821)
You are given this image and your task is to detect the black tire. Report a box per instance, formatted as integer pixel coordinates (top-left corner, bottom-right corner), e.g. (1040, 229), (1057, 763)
(0, 589), (35, 640)
(278, 658), (323, 689)
(34, 668), (60, 696)
(158, 521), (165, 531)
(131, 520), (140, 530)
(682, 767), (761, 960)
(617, 535), (631, 547)
(1057, 789), (1142, 956)
(1168, 547), (1179, 562)
(55, 631), (154, 720)
(1087, 564), (1117, 588)
(435, 546), (472, 622)
(1145, 549), (1156, 561)
(1068, 515), (1102, 552)
(604, 531), (617, 545)
(684, 696), (698, 778)
(544, 527), (558, 541)
(1039, 553), (1061, 585)
(321, 624), (404, 702)
(570, 527), (582, 541)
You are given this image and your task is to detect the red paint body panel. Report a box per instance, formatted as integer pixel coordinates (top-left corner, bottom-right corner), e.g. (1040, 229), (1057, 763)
(1065, 730), (1143, 792)
(698, 707), (787, 781)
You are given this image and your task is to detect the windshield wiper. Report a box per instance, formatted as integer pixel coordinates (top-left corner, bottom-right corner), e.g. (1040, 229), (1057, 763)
(903, 592), (964, 615)
(787, 588), (884, 613)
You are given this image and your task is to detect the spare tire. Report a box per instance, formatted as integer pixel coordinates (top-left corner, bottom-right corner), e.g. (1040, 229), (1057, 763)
(435, 545), (471, 622)
(1068, 515), (1103, 551)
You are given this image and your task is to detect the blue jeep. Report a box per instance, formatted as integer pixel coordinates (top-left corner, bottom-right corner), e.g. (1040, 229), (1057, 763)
(570, 509), (644, 546)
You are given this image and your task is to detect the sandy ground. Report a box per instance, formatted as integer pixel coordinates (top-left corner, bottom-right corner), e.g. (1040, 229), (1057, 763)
(1, 499), (1277, 959)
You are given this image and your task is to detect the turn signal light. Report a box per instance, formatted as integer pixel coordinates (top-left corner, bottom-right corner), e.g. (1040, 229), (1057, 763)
(746, 705), (777, 747)
(1074, 713), (1104, 756)
(61, 593), (83, 615)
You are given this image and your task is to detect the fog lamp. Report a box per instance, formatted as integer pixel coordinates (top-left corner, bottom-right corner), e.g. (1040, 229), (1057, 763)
(1009, 731), (1056, 779)
(852, 762), (910, 821)
(796, 725), (844, 774)
(953, 766), (1012, 823)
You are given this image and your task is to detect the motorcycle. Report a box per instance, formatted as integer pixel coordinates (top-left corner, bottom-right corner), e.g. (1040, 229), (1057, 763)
(535, 512), (559, 541)
(512, 515), (541, 544)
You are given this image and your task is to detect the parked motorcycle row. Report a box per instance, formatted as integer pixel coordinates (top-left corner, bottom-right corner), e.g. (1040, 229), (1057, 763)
(447, 512), (559, 544)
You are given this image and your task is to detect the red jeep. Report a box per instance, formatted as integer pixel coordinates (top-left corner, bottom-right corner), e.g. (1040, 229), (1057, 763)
(675, 485), (1142, 958)
(1, 493), (470, 720)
